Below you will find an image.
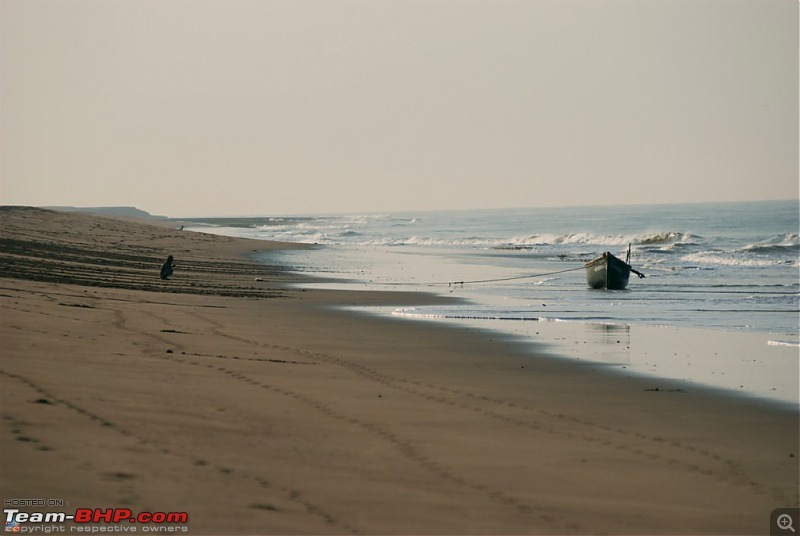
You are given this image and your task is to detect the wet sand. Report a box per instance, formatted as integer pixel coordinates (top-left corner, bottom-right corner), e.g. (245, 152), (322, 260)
(1, 206), (797, 535)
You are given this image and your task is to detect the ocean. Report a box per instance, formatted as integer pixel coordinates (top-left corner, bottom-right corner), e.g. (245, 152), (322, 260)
(184, 200), (799, 404)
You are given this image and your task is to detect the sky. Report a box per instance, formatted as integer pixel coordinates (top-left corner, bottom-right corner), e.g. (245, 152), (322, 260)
(1, 0), (797, 217)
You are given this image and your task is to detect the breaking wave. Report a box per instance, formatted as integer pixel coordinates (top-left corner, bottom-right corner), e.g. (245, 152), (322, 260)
(497, 231), (694, 248)
(768, 340), (800, 347)
(680, 252), (797, 267)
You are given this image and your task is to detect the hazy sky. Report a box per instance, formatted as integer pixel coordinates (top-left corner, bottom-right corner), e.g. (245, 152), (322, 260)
(1, 0), (797, 217)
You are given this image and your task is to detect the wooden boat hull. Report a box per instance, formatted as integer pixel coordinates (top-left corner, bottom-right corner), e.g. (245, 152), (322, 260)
(585, 252), (631, 290)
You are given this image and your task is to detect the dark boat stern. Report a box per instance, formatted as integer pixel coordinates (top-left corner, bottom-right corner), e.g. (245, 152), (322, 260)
(585, 252), (632, 290)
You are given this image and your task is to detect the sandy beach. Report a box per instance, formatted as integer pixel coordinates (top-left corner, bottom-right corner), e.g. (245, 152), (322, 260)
(1, 207), (797, 535)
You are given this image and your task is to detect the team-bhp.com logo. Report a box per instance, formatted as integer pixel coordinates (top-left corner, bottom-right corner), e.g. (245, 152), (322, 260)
(5, 508), (189, 532)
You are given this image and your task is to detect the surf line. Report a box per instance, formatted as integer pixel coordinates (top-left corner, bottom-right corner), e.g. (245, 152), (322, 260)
(379, 266), (585, 288)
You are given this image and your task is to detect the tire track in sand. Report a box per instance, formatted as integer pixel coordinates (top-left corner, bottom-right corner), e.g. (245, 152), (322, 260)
(176, 308), (779, 502)
(143, 309), (570, 531)
(1, 299), (358, 535)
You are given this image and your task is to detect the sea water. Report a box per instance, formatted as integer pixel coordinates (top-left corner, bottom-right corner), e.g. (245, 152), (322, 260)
(185, 200), (799, 405)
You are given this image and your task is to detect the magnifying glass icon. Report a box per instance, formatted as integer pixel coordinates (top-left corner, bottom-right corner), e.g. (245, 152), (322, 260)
(778, 513), (796, 533)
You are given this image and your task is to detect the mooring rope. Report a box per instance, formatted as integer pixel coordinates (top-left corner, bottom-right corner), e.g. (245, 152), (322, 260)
(377, 265), (586, 288)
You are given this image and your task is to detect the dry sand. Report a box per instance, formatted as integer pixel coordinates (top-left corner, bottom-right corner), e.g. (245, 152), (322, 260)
(1, 206), (797, 535)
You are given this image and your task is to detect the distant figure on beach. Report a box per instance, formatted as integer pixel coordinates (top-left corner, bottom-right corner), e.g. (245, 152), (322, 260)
(160, 255), (175, 280)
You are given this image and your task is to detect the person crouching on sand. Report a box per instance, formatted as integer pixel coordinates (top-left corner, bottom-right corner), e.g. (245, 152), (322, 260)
(160, 255), (175, 280)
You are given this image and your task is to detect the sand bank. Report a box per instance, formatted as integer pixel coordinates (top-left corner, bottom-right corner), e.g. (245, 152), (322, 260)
(1, 207), (797, 535)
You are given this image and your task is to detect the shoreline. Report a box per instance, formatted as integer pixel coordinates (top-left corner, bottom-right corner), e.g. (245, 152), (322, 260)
(274, 265), (799, 408)
(383, 306), (800, 408)
(2, 207), (798, 535)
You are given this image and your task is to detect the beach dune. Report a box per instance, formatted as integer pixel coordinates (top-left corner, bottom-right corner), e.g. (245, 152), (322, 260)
(1, 207), (797, 535)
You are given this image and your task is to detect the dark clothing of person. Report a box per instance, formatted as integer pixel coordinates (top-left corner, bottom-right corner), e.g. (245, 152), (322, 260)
(160, 256), (175, 280)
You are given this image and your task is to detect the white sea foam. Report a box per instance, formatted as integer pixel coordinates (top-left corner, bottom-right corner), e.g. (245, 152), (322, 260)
(498, 231), (698, 249)
(767, 340), (800, 347)
(353, 231), (695, 249)
(680, 252), (784, 267)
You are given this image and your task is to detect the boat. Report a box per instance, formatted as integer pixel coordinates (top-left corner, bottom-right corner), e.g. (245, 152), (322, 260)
(585, 247), (645, 290)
